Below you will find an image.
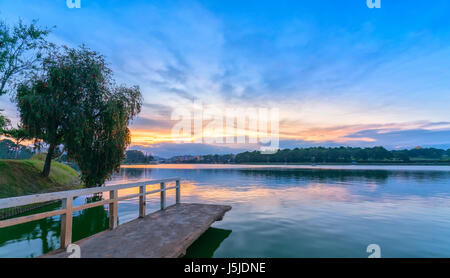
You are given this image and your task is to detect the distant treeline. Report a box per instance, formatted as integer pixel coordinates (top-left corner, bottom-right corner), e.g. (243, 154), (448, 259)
(234, 147), (450, 163)
(123, 150), (154, 164)
(4, 142), (450, 165)
(0, 139), (34, 159)
(168, 146), (450, 164)
(167, 154), (235, 164)
(0, 141), (155, 166)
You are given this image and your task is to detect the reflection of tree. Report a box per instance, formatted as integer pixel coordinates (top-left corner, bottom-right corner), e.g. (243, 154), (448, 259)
(120, 168), (151, 180)
(237, 169), (390, 183)
(0, 201), (61, 256)
(0, 203), (60, 246)
(235, 168), (450, 184)
(184, 227), (232, 258)
(39, 216), (58, 255)
(71, 195), (109, 242)
(0, 195), (111, 257)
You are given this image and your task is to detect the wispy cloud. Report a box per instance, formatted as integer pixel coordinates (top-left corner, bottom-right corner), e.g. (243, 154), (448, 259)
(1, 0), (450, 155)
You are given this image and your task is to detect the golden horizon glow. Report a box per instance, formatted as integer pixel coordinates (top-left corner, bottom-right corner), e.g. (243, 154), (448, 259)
(130, 125), (379, 147)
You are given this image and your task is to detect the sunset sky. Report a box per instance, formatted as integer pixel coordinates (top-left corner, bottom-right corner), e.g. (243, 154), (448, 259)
(1, 0), (450, 157)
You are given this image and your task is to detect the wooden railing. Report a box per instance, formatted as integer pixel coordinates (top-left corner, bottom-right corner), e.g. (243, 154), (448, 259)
(0, 178), (181, 249)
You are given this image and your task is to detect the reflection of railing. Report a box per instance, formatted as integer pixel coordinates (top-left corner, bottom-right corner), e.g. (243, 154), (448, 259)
(0, 178), (181, 249)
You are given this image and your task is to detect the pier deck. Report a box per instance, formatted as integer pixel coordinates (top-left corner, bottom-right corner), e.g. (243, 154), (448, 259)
(41, 203), (231, 258)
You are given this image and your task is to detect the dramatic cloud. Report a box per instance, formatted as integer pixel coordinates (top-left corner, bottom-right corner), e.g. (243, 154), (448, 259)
(2, 0), (450, 155)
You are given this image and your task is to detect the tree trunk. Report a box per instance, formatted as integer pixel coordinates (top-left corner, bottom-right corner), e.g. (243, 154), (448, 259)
(42, 143), (55, 177)
(14, 139), (20, 159)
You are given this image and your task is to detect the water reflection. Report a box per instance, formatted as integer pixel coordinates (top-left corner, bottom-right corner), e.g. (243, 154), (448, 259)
(0, 196), (109, 258)
(0, 202), (61, 257)
(2, 164), (450, 258)
(72, 195), (109, 243)
(184, 227), (232, 258)
(110, 168), (153, 183)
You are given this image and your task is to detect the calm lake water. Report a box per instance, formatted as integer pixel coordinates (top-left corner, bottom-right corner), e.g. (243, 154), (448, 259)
(2, 164), (450, 258)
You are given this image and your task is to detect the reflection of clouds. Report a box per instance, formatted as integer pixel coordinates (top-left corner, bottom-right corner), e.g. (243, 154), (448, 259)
(183, 181), (450, 223)
(105, 178), (450, 213)
(364, 182), (378, 192)
(179, 181), (356, 205)
(107, 166), (450, 213)
(104, 179), (356, 207)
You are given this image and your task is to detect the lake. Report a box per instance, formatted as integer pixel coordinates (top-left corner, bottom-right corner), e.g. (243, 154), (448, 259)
(2, 164), (450, 258)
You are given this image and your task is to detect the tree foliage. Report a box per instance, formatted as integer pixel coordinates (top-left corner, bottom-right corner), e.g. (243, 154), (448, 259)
(0, 19), (51, 96)
(3, 125), (33, 158)
(124, 150), (153, 164)
(16, 46), (142, 186)
(0, 139), (34, 159)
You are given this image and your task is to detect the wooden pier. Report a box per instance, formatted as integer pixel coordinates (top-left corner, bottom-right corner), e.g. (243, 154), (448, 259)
(42, 203), (231, 258)
(0, 178), (231, 258)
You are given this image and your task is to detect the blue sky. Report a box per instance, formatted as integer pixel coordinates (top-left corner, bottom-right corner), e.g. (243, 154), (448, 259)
(1, 0), (450, 157)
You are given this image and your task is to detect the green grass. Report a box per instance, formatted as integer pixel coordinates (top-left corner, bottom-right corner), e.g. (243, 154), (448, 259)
(0, 158), (82, 199)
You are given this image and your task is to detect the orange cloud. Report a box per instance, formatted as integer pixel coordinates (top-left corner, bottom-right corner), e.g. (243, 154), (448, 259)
(129, 120), (444, 147)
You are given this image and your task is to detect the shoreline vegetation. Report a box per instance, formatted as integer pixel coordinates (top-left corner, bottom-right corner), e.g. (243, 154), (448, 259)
(159, 162), (450, 166)
(234, 162), (450, 166)
(152, 146), (450, 165)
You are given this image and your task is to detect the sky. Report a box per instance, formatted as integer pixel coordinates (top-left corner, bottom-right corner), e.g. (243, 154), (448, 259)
(1, 0), (450, 157)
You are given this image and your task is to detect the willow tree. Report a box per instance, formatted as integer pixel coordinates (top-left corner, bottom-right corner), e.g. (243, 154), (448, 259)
(64, 84), (142, 187)
(16, 46), (142, 185)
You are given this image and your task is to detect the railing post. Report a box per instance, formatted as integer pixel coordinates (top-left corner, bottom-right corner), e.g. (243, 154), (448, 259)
(60, 196), (73, 249)
(109, 190), (118, 229)
(139, 185), (146, 218)
(176, 180), (181, 204)
(160, 182), (166, 210)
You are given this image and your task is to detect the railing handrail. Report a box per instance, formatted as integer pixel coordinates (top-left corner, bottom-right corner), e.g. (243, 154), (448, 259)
(0, 177), (180, 209)
(0, 177), (182, 250)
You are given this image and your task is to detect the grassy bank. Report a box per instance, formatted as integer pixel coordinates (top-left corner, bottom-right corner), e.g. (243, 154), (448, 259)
(0, 158), (82, 199)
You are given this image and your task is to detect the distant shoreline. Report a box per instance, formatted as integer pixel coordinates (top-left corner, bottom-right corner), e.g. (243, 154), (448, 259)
(122, 162), (450, 166)
(232, 162), (450, 166)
